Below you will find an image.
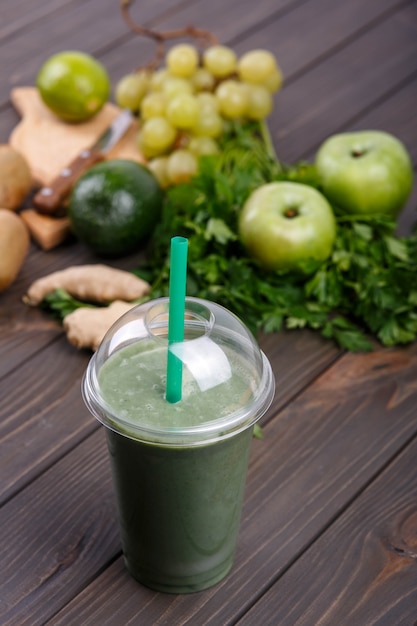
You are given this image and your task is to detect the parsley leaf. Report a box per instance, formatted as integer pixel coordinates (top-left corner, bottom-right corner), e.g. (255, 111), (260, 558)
(40, 122), (417, 353)
(42, 288), (96, 320)
(141, 122), (417, 352)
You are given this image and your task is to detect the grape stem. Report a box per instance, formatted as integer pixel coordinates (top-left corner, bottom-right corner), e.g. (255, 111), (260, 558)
(120, 0), (219, 70)
(259, 119), (278, 161)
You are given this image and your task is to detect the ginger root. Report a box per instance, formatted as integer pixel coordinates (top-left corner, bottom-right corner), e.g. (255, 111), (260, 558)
(63, 300), (136, 350)
(24, 264), (150, 306)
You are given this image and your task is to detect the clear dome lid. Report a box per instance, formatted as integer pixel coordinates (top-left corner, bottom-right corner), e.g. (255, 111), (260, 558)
(82, 297), (275, 446)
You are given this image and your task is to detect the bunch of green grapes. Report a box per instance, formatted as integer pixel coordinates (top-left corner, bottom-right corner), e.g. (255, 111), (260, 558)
(115, 43), (283, 187)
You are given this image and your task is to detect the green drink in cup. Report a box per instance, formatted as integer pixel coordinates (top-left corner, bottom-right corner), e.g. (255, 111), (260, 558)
(83, 290), (274, 593)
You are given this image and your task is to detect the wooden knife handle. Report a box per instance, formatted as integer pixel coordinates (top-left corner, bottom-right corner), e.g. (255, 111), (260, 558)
(33, 148), (105, 214)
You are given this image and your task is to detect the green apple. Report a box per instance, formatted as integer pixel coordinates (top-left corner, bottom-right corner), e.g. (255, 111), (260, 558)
(315, 130), (413, 217)
(238, 182), (336, 271)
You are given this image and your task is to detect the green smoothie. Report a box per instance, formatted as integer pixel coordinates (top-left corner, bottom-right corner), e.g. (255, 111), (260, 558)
(98, 341), (257, 593)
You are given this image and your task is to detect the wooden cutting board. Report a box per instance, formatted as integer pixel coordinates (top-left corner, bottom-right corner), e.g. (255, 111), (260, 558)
(9, 87), (144, 186)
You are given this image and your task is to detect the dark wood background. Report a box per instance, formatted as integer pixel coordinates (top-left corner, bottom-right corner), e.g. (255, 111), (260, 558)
(1, 0), (417, 624)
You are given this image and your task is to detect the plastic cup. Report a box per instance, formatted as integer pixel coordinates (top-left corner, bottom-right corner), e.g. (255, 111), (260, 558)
(82, 296), (275, 594)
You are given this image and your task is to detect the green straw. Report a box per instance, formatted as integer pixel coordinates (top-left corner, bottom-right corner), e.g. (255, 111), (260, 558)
(166, 236), (188, 404)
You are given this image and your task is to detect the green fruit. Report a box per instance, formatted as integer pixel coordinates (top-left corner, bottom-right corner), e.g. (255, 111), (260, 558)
(69, 159), (163, 257)
(37, 51), (110, 122)
(315, 130), (414, 217)
(238, 182), (336, 271)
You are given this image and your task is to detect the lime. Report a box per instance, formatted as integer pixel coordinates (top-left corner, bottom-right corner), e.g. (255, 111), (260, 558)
(37, 51), (110, 122)
(68, 159), (163, 257)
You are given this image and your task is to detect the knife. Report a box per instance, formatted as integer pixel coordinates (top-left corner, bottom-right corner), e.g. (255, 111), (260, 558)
(33, 109), (134, 214)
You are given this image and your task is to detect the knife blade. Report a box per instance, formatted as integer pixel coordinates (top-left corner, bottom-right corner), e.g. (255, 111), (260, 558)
(33, 109), (134, 214)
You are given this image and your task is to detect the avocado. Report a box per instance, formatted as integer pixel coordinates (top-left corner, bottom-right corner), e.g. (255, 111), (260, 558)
(69, 159), (163, 257)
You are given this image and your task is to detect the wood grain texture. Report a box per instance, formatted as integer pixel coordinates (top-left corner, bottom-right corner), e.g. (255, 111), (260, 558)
(237, 436), (417, 626)
(0, 429), (119, 626)
(0, 336), (93, 504)
(0, 0), (416, 622)
(232, 0), (402, 76)
(270, 5), (417, 162)
(43, 342), (417, 625)
(0, 0), (176, 105)
(259, 329), (341, 424)
(0, 0), (80, 39)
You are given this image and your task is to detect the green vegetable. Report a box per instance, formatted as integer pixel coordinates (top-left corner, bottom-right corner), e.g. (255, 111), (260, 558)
(69, 159), (163, 257)
(141, 122), (417, 351)
(42, 288), (97, 318)
(44, 122), (417, 352)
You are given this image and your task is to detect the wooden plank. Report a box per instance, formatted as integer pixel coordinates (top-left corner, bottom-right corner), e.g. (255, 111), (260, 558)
(0, 306), (62, 378)
(231, 0), (406, 75)
(0, 0), (77, 40)
(259, 329), (340, 424)
(0, 336), (94, 504)
(42, 342), (417, 624)
(0, 106), (20, 142)
(0, 428), (120, 626)
(0, 244), (72, 376)
(268, 5), (417, 163)
(237, 435), (417, 626)
(0, 0), (180, 106)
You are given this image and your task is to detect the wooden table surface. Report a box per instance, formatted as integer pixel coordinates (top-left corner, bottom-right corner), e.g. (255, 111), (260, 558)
(1, 1), (417, 624)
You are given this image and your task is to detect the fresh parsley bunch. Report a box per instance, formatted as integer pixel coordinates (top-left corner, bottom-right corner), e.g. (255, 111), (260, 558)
(141, 123), (417, 352)
(44, 122), (417, 352)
